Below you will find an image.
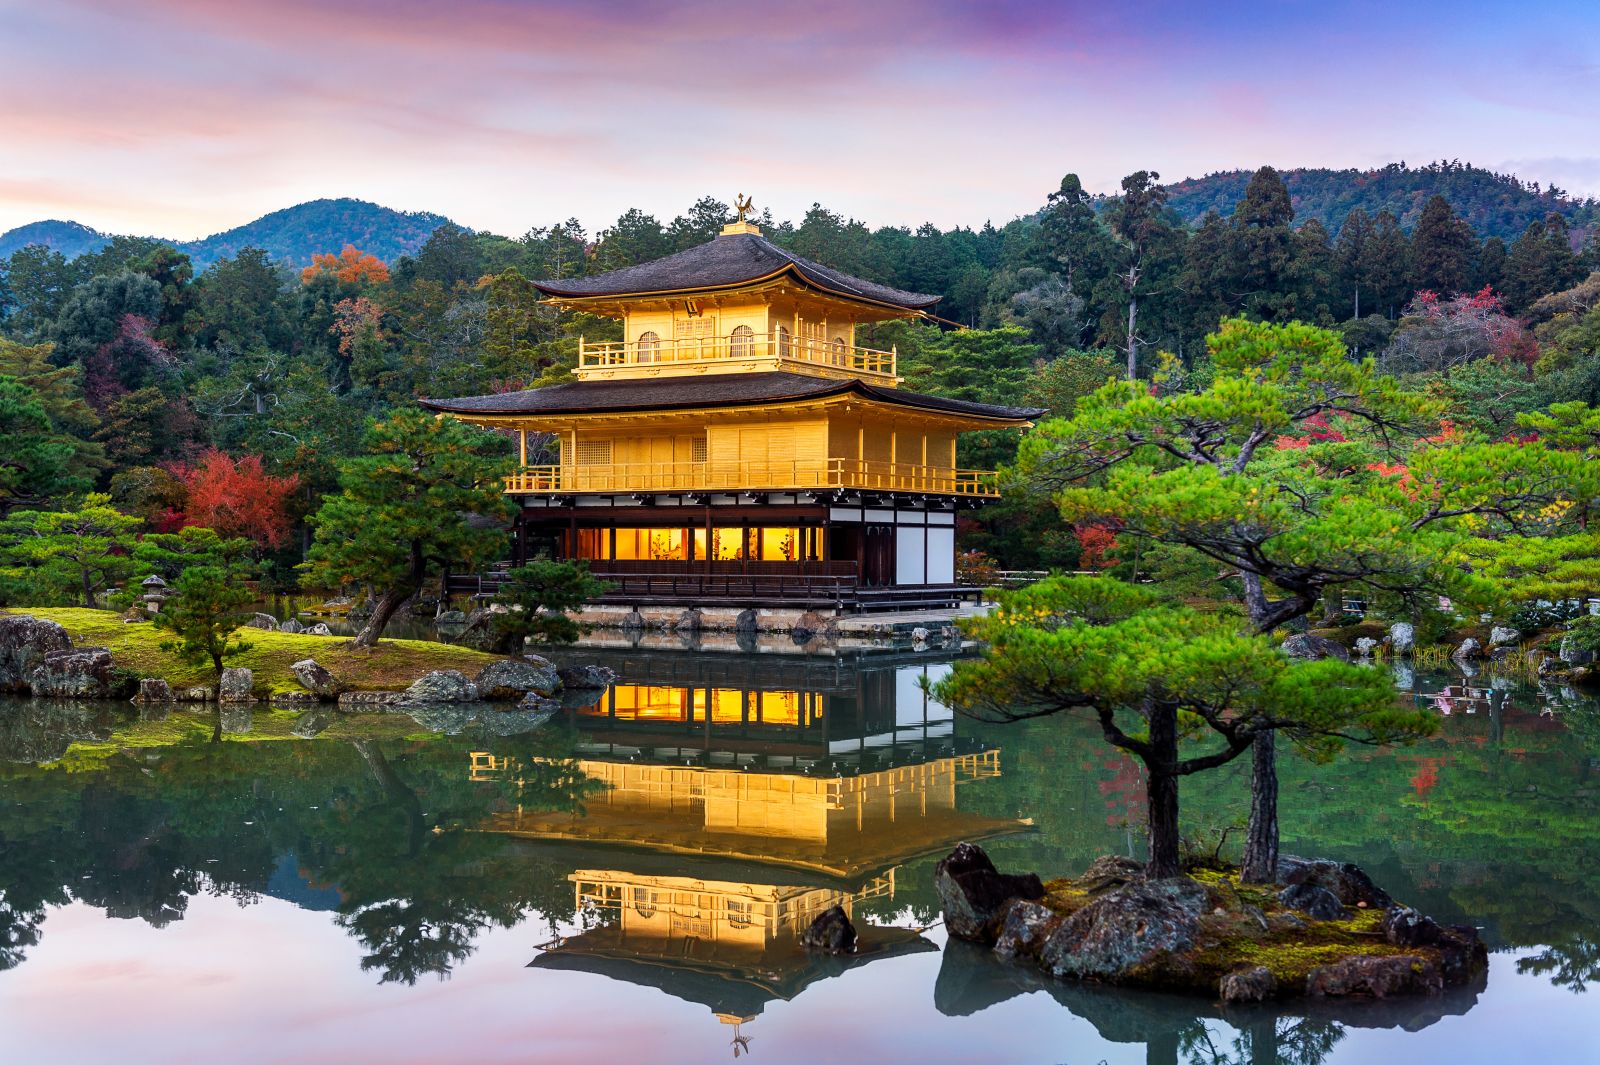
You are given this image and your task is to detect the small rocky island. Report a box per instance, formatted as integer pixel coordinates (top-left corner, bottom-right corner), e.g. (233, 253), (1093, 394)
(934, 844), (1487, 1004)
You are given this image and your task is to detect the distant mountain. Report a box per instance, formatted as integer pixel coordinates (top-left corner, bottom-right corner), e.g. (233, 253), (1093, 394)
(0, 197), (454, 269)
(177, 198), (453, 268)
(0, 219), (114, 259)
(1164, 162), (1600, 242)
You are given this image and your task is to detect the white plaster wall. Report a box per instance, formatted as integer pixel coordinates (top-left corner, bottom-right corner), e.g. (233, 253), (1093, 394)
(896, 526), (926, 584)
(926, 526), (955, 584)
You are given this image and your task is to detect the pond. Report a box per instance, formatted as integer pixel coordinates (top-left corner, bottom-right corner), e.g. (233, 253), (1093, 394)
(0, 649), (1596, 1065)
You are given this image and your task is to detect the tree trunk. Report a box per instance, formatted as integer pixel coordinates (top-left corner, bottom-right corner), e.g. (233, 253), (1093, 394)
(1145, 699), (1182, 879)
(351, 583), (415, 648)
(81, 568), (94, 609)
(1125, 291), (1139, 382)
(1240, 730), (1279, 883)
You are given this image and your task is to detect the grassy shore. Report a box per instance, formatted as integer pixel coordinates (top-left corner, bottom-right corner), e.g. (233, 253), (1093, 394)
(12, 607), (506, 694)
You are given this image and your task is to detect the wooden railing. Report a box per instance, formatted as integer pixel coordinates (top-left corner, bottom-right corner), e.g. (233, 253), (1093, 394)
(577, 332), (896, 379)
(504, 459), (999, 497)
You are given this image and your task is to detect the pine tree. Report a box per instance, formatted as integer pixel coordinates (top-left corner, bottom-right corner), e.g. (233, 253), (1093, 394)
(1411, 195), (1476, 295)
(1334, 208), (1375, 319)
(1231, 166), (1298, 321)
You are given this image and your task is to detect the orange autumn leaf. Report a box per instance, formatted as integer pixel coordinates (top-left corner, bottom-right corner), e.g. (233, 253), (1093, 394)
(301, 244), (391, 285)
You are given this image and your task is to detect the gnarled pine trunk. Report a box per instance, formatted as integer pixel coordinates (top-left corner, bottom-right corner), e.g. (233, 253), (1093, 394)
(1145, 699), (1182, 879)
(1240, 730), (1279, 882)
(351, 541), (424, 649)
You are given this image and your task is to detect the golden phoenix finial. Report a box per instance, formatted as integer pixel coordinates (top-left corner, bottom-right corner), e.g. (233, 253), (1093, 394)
(734, 193), (754, 223)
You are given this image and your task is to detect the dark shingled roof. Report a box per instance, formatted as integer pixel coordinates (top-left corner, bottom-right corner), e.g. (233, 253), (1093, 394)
(534, 232), (940, 310)
(420, 371), (1044, 422)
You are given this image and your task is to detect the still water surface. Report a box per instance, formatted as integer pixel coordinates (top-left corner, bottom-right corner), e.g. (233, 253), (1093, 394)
(0, 649), (1596, 1065)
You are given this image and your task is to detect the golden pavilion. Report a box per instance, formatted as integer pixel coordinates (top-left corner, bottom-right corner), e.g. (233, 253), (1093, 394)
(470, 658), (1026, 1029)
(422, 206), (1042, 611)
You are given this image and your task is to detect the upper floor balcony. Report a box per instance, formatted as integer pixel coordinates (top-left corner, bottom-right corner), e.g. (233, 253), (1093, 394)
(573, 330), (898, 384)
(503, 458), (999, 498)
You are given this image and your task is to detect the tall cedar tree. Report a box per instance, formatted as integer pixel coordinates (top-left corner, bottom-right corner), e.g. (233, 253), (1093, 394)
(303, 410), (513, 646)
(1410, 195), (1477, 295)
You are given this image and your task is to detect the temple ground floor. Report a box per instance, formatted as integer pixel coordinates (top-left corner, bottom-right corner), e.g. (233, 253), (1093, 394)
(449, 491), (987, 614)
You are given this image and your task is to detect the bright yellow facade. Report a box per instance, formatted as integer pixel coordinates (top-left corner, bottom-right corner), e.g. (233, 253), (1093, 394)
(499, 393), (997, 498)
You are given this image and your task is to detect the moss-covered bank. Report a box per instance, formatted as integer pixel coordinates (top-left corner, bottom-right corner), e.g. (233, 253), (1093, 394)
(11, 607), (505, 695)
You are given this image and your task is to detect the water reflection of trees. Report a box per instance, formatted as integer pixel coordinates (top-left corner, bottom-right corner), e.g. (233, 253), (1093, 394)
(0, 715), (596, 983)
(959, 670), (1600, 999)
(936, 937), (1478, 1065)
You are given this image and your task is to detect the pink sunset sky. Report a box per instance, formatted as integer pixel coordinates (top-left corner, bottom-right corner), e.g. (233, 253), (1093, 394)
(2, 0), (1597, 238)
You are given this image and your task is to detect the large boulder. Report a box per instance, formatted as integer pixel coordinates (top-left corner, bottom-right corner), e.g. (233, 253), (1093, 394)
(1379, 905), (1442, 947)
(1488, 626), (1519, 648)
(1219, 965), (1277, 1005)
(1278, 883), (1350, 921)
(303, 622), (333, 637)
(1451, 637), (1481, 662)
(1281, 633), (1351, 662)
(474, 657), (559, 701)
(557, 664), (617, 691)
(0, 615), (73, 692)
(291, 659), (342, 699)
(29, 648), (123, 699)
(337, 690), (404, 709)
(799, 905), (857, 954)
(1278, 857), (1393, 910)
(218, 667), (254, 702)
(1560, 634), (1595, 666)
(277, 618), (303, 634)
(402, 670), (479, 703)
(1039, 877), (1210, 980)
(134, 678), (173, 703)
(1305, 954), (1441, 997)
(993, 899), (1063, 959)
(246, 613), (278, 630)
(1387, 622), (1415, 655)
(935, 843), (1046, 943)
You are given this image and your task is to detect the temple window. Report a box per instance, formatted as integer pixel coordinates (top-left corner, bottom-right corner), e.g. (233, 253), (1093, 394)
(728, 324), (754, 358)
(636, 329), (661, 362)
(575, 439), (612, 466)
(775, 325), (791, 358)
(832, 336), (847, 365)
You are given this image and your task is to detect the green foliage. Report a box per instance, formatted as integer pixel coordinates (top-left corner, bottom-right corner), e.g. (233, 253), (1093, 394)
(131, 526), (256, 581)
(490, 560), (612, 646)
(0, 494), (141, 607)
(0, 376), (86, 510)
(152, 565), (256, 678)
(302, 409), (512, 643)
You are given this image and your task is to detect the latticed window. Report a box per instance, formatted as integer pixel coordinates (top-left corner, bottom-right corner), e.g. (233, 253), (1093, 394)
(775, 325), (791, 358)
(636, 330), (661, 362)
(575, 439), (612, 466)
(691, 436), (708, 463)
(728, 324), (754, 358)
(633, 887), (657, 919)
(832, 336), (847, 365)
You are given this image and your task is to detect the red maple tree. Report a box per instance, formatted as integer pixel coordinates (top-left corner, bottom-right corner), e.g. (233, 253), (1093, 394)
(168, 449), (300, 549)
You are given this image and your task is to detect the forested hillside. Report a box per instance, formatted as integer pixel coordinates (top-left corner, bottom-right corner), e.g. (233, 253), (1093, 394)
(2, 167), (1600, 589)
(0, 198), (453, 270)
(1165, 161), (1600, 242)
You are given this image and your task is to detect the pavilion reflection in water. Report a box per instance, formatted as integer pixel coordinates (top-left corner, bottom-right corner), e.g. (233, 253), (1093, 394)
(470, 654), (1026, 1032)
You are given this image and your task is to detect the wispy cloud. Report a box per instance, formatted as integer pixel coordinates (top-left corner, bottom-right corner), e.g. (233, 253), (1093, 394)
(2, 0), (1597, 238)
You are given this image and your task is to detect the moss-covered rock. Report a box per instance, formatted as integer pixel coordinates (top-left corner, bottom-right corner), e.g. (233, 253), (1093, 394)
(936, 845), (1487, 1003)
